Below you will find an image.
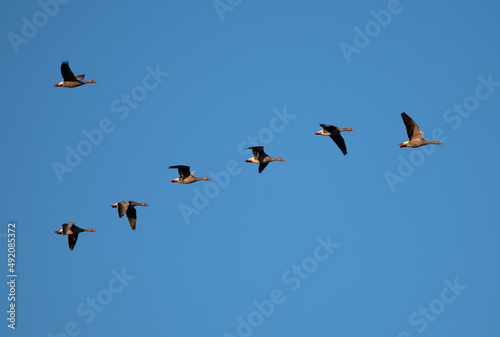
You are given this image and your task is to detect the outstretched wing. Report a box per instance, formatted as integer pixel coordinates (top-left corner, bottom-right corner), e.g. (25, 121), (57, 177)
(117, 201), (129, 218)
(246, 146), (266, 160)
(126, 206), (137, 230)
(258, 162), (269, 173)
(62, 222), (76, 235)
(330, 133), (347, 155)
(68, 234), (78, 250)
(170, 165), (191, 179)
(401, 112), (423, 140)
(330, 133), (347, 156)
(320, 124), (347, 155)
(75, 74), (85, 81)
(60, 61), (77, 81)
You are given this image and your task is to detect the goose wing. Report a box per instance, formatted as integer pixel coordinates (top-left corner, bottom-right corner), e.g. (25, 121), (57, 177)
(68, 234), (79, 250)
(126, 206), (137, 230)
(401, 112), (423, 140)
(246, 146), (266, 160)
(60, 61), (77, 81)
(258, 162), (269, 173)
(319, 124), (335, 133)
(331, 134), (347, 155)
(62, 222), (76, 235)
(170, 165), (191, 179)
(117, 201), (129, 218)
(321, 124), (347, 155)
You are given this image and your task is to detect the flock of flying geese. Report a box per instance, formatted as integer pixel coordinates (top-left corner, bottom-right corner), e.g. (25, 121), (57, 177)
(52, 61), (443, 250)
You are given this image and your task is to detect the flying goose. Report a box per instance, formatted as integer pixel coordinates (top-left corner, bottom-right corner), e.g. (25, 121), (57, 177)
(54, 222), (95, 250)
(399, 112), (443, 148)
(54, 61), (97, 88)
(170, 165), (211, 184)
(315, 124), (354, 155)
(110, 201), (150, 230)
(245, 146), (285, 173)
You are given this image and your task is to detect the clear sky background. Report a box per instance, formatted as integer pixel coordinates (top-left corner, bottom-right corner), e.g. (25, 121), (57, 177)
(1, 1), (500, 336)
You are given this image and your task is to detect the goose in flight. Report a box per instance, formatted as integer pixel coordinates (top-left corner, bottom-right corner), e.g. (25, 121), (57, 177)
(315, 124), (354, 155)
(54, 222), (95, 250)
(399, 112), (442, 148)
(170, 165), (211, 184)
(110, 201), (150, 230)
(54, 61), (97, 88)
(245, 146), (285, 173)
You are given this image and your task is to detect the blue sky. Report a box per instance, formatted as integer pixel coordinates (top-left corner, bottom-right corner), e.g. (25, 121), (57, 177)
(1, 1), (500, 336)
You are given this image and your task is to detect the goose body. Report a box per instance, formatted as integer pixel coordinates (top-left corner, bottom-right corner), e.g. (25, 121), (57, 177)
(245, 146), (285, 173)
(110, 201), (150, 230)
(54, 222), (95, 250)
(170, 165), (211, 184)
(399, 112), (443, 148)
(315, 124), (354, 155)
(54, 61), (96, 88)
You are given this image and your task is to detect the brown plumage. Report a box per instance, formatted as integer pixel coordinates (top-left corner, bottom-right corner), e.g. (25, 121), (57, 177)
(315, 123), (354, 155)
(54, 61), (96, 88)
(245, 146), (285, 173)
(170, 165), (211, 184)
(54, 222), (95, 250)
(110, 201), (150, 230)
(399, 112), (443, 148)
